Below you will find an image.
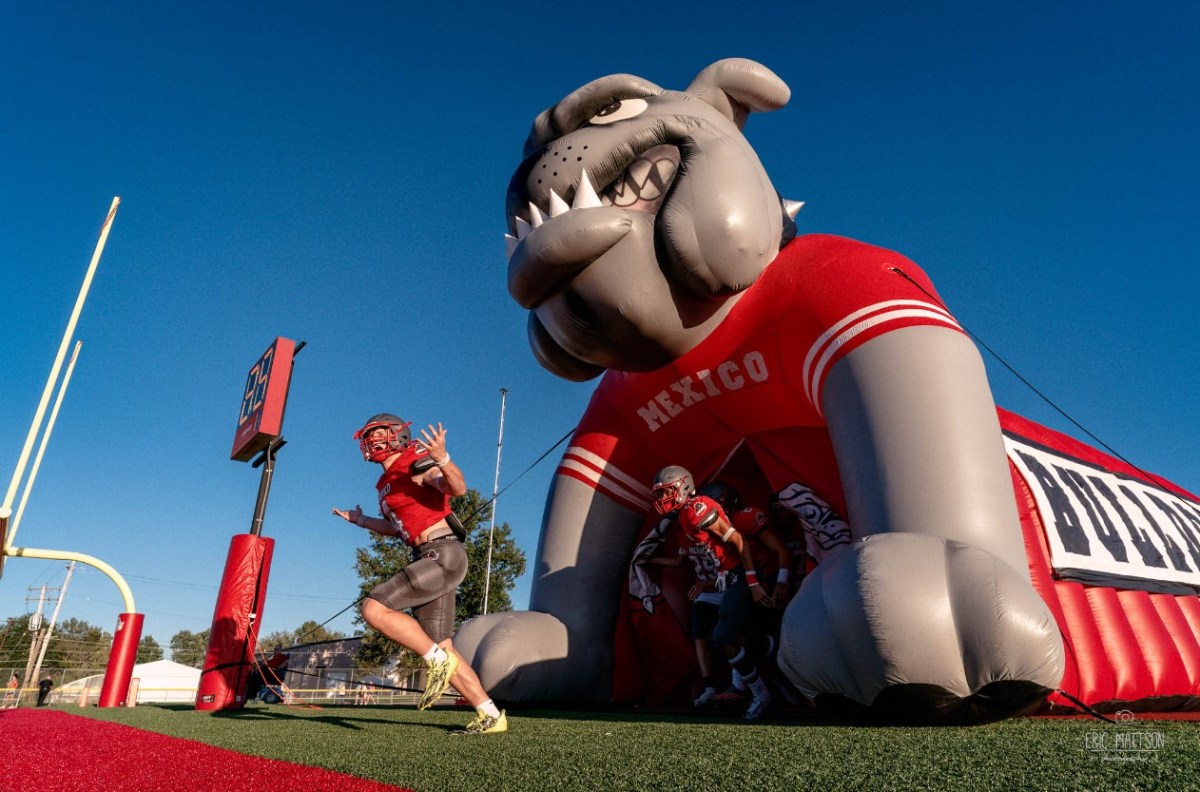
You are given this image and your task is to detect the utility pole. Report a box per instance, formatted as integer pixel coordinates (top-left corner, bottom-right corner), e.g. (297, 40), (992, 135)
(29, 560), (76, 697)
(19, 586), (50, 705)
(481, 388), (508, 615)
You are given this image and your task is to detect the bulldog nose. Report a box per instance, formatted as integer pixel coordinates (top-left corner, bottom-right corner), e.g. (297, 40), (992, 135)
(531, 142), (591, 195)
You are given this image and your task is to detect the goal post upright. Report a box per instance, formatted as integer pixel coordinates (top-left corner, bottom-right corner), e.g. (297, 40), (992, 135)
(0, 198), (143, 706)
(2, 198), (119, 549)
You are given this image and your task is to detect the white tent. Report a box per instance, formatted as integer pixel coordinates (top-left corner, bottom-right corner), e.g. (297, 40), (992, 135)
(55, 660), (201, 704)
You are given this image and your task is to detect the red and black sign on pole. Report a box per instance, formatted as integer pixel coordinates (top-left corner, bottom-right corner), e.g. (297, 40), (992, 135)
(197, 337), (303, 711)
(231, 337), (297, 463)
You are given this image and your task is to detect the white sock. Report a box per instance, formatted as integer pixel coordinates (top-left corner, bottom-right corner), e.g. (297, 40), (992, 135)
(732, 669), (747, 692)
(749, 675), (770, 699)
(476, 699), (501, 719)
(422, 644), (448, 665)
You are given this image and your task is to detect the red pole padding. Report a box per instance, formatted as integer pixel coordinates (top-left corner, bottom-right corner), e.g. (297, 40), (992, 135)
(98, 612), (144, 707)
(195, 534), (274, 711)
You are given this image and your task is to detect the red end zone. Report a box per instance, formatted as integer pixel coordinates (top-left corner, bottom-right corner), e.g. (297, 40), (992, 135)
(0, 709), (411, 792)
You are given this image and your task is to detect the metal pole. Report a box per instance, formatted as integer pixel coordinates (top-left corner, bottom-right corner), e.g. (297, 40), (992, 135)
(2, 198), (118, 579)
(30, 561), (75, 696)
(11, 342), (83, 539)
(249, 439), (283, 537)
(481, 388), (508, 615)
(6, 546), (136, 613)
(19, 587), (48, 705)
(3, 199), (119, 519)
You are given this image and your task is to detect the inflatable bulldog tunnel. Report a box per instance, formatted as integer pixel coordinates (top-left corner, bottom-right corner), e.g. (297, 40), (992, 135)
(454, 58), (1200, 723)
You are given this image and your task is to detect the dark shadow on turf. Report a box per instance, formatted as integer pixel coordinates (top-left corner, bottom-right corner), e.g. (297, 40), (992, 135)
(205, 704), (475, 733)
(475, 702), (868, 728)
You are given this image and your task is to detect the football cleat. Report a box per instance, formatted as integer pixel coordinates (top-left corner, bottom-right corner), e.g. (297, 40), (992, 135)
(418, 652), (460, 711)
(693, 686), (717, 707)
(744, 692), (773, 722)
(452, 710), (508, 735)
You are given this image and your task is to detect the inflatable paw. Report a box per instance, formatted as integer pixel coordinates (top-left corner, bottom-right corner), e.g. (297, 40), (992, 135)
(780, 534), (1063, 723)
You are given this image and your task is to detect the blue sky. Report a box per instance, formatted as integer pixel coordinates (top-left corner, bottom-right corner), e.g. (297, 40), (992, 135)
(2, 2), (1196, 655)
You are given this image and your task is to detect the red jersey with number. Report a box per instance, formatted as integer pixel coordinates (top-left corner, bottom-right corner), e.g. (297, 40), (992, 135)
(675, 495), (739, 580)
(375, 444), (450, 546)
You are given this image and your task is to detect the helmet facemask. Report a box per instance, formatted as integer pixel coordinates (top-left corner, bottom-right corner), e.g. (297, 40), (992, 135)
(652, 480), (686, 514)
(354, 416), (412, 463)
(652, 465), (695, 514)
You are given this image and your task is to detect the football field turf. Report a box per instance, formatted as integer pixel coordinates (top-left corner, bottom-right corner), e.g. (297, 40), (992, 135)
(66, 703), (1199, 791)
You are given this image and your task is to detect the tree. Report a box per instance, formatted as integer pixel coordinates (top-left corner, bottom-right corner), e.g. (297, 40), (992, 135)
(47, 618), (112, 669)
(169, 629), (210, 667)
(137, 635), (164, 663)
(258, 621), (346, 651)
(353, 488), (526, 667)
(0, 615), (34, 669)
(1, 615), (112, 672)
(256, 629), (295, 653)
(292, 620), (346, 645)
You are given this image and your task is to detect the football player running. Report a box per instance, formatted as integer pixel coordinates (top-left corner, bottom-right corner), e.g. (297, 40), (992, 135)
(652, 465), (777, 721)
(333, 414), (506, 735)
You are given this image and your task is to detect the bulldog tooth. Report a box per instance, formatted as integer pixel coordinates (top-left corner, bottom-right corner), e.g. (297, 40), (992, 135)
(651, 158), (677, 187)
(528, 202), (546, 228)
(627, 158), (652, 188)
(572, 171), (603, 209)
(515, 216), (533, 240)
(784, 199), (805, 219)
(548, 188), (570, 217)
(505, 233), (519, 259)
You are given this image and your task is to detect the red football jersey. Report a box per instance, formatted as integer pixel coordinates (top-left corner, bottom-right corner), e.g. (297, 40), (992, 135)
(676, 495), (739, 580)
(375, 444), (451, 546)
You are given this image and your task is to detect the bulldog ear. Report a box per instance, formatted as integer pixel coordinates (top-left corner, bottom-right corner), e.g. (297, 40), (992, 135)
(686, 58), (790, 129)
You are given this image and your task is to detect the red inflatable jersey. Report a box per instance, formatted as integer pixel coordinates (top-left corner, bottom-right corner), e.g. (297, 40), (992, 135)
(596, 235), (1200, 711)
(556, 234), (963, 517)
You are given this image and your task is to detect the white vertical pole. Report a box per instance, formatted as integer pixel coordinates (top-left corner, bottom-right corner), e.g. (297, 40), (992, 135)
(2, 198), (119, 533)
(9, 341), (83, 542)
(481, 388), (508, 615)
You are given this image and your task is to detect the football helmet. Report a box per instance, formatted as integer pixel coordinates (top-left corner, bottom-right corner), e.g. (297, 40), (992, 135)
(652, 465), (695, 514)
(354, 413), (412, 462)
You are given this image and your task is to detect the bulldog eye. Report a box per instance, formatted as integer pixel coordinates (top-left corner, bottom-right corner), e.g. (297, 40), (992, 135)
(588, 98), (648, 125)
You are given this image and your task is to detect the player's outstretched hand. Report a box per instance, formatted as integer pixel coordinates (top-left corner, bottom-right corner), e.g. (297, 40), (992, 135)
(419, 423), (450, 463)
(332, 505), (364, 525)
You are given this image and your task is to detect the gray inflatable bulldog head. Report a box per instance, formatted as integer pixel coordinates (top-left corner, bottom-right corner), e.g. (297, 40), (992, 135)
(505, 58), (800, 381)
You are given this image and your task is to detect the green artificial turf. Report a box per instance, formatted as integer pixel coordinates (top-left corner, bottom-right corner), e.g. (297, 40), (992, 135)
(69, 703), (1198, 791)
